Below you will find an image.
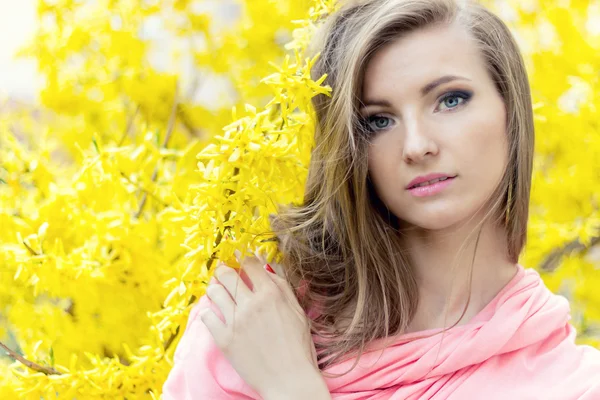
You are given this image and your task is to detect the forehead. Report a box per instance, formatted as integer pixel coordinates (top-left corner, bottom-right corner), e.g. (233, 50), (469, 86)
(362, 23), (486, 96)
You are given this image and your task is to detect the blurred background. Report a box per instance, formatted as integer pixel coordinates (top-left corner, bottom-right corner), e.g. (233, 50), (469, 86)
(0, 0), (39, 100)
(0, 0), (243, 110)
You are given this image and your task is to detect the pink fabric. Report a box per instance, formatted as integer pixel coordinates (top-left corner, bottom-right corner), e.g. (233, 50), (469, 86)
(163, 264), (600, 399)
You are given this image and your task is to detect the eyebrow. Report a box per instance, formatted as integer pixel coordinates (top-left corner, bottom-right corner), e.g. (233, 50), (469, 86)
(360, 75), (471, 109)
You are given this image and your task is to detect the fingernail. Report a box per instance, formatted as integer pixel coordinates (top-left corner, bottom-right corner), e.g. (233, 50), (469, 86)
(264, 264), (275, 274)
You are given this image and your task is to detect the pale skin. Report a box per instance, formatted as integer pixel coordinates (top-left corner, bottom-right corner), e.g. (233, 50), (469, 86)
(362, 22), (518, 332)
(199, 252), (331, 400)
(200, 22), (518, 397)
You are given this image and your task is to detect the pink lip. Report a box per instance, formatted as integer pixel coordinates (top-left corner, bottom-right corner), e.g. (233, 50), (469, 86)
(407, 176), (455, 197)
(406, 173), (455, 189)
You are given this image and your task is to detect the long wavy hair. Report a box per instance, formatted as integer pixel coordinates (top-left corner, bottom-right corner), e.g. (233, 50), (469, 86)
(268, 0), (534, 377)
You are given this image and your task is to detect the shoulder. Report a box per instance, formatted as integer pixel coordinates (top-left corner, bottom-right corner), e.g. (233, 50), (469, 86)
(559, 341), (600, 396)
(506, 327), (600, 397)
(461, 325), (600, 398)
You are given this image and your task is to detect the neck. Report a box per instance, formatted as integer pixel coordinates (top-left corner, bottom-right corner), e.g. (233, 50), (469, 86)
(402, 216), (518, 333)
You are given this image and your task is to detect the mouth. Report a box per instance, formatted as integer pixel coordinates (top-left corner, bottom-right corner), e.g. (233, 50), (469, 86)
(407, 175), (456, 189)
(407, 176), (457, 197)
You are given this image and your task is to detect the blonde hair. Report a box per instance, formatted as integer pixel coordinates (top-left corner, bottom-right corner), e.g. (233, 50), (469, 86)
(269, 0), (534, 376)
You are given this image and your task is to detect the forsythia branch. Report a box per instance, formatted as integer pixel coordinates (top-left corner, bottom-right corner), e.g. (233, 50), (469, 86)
(118, 105), (141, 147)
(540, 235), (600, 272)
(135, 85), (179, 219)
(0, 341), (62, 375)
(119, 172), (171, 208)
(177, 104), (202, 138)
(22, 241), (40, 256)
(163, 167), (240, 352)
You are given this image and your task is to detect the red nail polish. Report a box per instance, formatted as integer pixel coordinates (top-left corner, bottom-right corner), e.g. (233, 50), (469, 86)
(264, 264), (275, 274)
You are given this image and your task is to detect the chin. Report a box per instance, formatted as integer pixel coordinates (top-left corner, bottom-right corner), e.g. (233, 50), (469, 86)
(399, 210), (466, 231)
(413, 219), (457, 231)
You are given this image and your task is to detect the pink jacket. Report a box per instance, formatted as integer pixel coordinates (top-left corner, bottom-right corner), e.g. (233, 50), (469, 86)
(163, 264), (600, 399)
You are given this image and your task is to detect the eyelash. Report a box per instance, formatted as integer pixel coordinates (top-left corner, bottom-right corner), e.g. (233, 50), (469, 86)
(361, 90), (473, 133)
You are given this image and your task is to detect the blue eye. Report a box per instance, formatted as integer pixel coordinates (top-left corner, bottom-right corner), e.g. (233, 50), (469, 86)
(363, 115), (393, 133)
(437, 91), (472, 111)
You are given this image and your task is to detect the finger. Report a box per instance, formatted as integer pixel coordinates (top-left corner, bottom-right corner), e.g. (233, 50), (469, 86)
(198, 308), (228, 346)
(264, 259), (285, 276)
(240, 255), (275, 292)
(215, 262), (253, 304)
(267, 273), (306, 317)
(253, 248), (266, 264)
(205, 283), (237, 326)
(234, 249), (243, 261)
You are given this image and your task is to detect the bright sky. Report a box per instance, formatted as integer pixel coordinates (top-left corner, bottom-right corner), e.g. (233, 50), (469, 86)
(0, 0), (39, 101)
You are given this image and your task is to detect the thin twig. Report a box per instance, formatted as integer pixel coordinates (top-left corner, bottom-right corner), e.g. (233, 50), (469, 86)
(176, 35), (203, 138)
(177, 105), (202, 137)
(135, 85), (179, 219)
(162, 325), (182, 352)
(540, 234), (600, 272)
(118, 105), (140, 147)
(22, 241), (39, 256)
(120, 172), (170, 208)
(163, 167), (240, 352)
(0, 341), (61, 375)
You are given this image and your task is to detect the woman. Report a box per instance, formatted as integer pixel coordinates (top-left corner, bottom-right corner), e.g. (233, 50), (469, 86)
(163, 0), (600, 398)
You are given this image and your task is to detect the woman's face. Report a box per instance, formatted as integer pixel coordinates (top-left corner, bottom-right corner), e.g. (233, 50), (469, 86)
(362, 22), (508, 230)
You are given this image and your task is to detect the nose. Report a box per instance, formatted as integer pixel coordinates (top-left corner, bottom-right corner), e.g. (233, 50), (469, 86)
(401, 117), (438, 164)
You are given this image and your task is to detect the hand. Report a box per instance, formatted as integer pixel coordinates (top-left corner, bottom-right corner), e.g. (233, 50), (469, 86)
(199, 250), (329, 399)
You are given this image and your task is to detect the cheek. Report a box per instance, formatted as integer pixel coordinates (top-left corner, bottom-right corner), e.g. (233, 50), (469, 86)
(461, 105), (508, 178)
(367, 149), (379, 185)
(480, 104), (507, 158)
(367, 142), (392, 186)
(367, 141), (404, 209)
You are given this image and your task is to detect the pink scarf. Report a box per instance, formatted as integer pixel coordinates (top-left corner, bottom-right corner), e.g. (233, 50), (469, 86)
(163, 264), (600, 399)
